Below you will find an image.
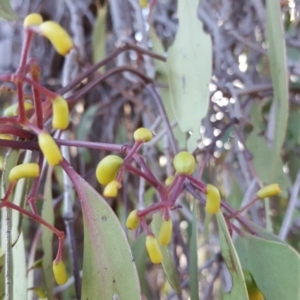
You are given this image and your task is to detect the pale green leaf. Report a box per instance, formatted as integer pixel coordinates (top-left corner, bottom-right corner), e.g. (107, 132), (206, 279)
(131, 233), (151, 298)
(167, 0), (212, 152)
(266, 0), (289, 153)
(150, 27), (186, 149)
(0, 0), (17, 21)
(244, 233), (300, 300)
(189, 201), (199, 300)
(92, 4), (107, 72)
(65, 169), (141, 300)
(216, 211), (249, 300)
(41, 168), (54, 300)
(151, 213), (181, 294)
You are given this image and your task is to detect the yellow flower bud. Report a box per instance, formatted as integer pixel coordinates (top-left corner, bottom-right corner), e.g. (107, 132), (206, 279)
(0, 156), (5, 171)
(23, 13), (43, 28)
(165, 175), (175, 187)
(205, 184), (221, 214)
(158, 218), (173, 246)
(256, 184), (281, 199)
(4, 102), (33, 117)
(133, 127), (153, 142)
(139, 0), (148, 8)
(52, 95), (69, 130)
(243, 270), (264, 300)
(8, 163), (39, 182)
(96, 155), (124, 185)
(173, 151), (195, 175)
(126, 209), (139, 230)
(53, 260), (68, 285)
(39, 21), (73, 56)
(146, 235), (163, 264)
(33, 287), (47, 299)
(38, 133), (62, 166)
(103, 180), (121, 198)
(0, 134), (13, 140)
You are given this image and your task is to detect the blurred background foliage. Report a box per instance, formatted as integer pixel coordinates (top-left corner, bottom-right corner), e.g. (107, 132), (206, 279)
(0, 0), (300, 299)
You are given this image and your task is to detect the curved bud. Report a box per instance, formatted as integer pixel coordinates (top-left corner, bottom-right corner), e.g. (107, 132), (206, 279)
(53, 260), (68, 285)
(103, 180), (121, 198)
(139, 0), (148, 8)
(205, 184), (221, 214)
(256, 184), (281, 199)
(0, 134), (13, 140)
(165, 175), (175, 187)
(38, 133), (62, 166)
(4, 102), (33, 117)
(173, 151), (195, 175)
(145, 235), (163, 264)
(133, 127), (153, 142)
(158, 218), (173, 246)
(9, 163), (39, 182)
(126, 209), (139, 230)
(23, 13), (43, 28)
(52, 95), (69, 130)
(39, 21), (73, 56)
(96, 155), (123, 185)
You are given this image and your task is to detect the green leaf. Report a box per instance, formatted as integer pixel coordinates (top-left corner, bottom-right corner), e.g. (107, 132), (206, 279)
(150, 27), (186, 149)
(41, 168), (54, 300)
(243, 233), (300, 300)
(189, 201), (199, 300)
(92, 4), (107, 72)
(246, 102), (291, 198)
(266, 0), (289, 154)
(0, 0), (17, 21)
(216, 211), (249, 300)
(151, 213), (181, 294)
(167, 0), (212, 152)
(65, 168), (141, 300)
(12, 232), (27, 299)
(131, 233), (151, 298)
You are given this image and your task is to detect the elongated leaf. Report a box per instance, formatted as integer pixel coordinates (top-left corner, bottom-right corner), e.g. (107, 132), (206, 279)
(131, 233), (151, 298)
(216, 211), (249, 299)
(189, 201), (199, 300)
(266, 0), (289, 154)
(41, 168), (54, 300)
(92, 4), (107, 72)
(64, 167), (141, 300)
(151, 213), (181, 294)
(0, 0), (17, 21)
(244, 233), (300, 300)
(150, 27), (186, 149)
(167, 0), (212, 152)
(12, 232), (26, 299)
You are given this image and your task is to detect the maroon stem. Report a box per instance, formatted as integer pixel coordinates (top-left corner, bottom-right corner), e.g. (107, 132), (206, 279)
(228, 197), (259, 219)
(137, 201), (172, 218)
(0, 201), (64, 261)
(186, 175), (206, 193)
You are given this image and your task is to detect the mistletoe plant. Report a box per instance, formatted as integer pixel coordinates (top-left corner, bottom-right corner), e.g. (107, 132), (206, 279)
(0, 12), (286, 300)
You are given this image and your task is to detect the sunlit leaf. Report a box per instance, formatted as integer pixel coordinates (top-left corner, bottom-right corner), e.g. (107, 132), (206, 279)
(167, 0), (212, 152)
(151, 212), (181, 294)
(216, 211), (249, 299)
(65, 167), (141, 300)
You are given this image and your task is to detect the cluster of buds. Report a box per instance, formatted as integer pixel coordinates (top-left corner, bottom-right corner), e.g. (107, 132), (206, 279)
(0, 13), (75, 286)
